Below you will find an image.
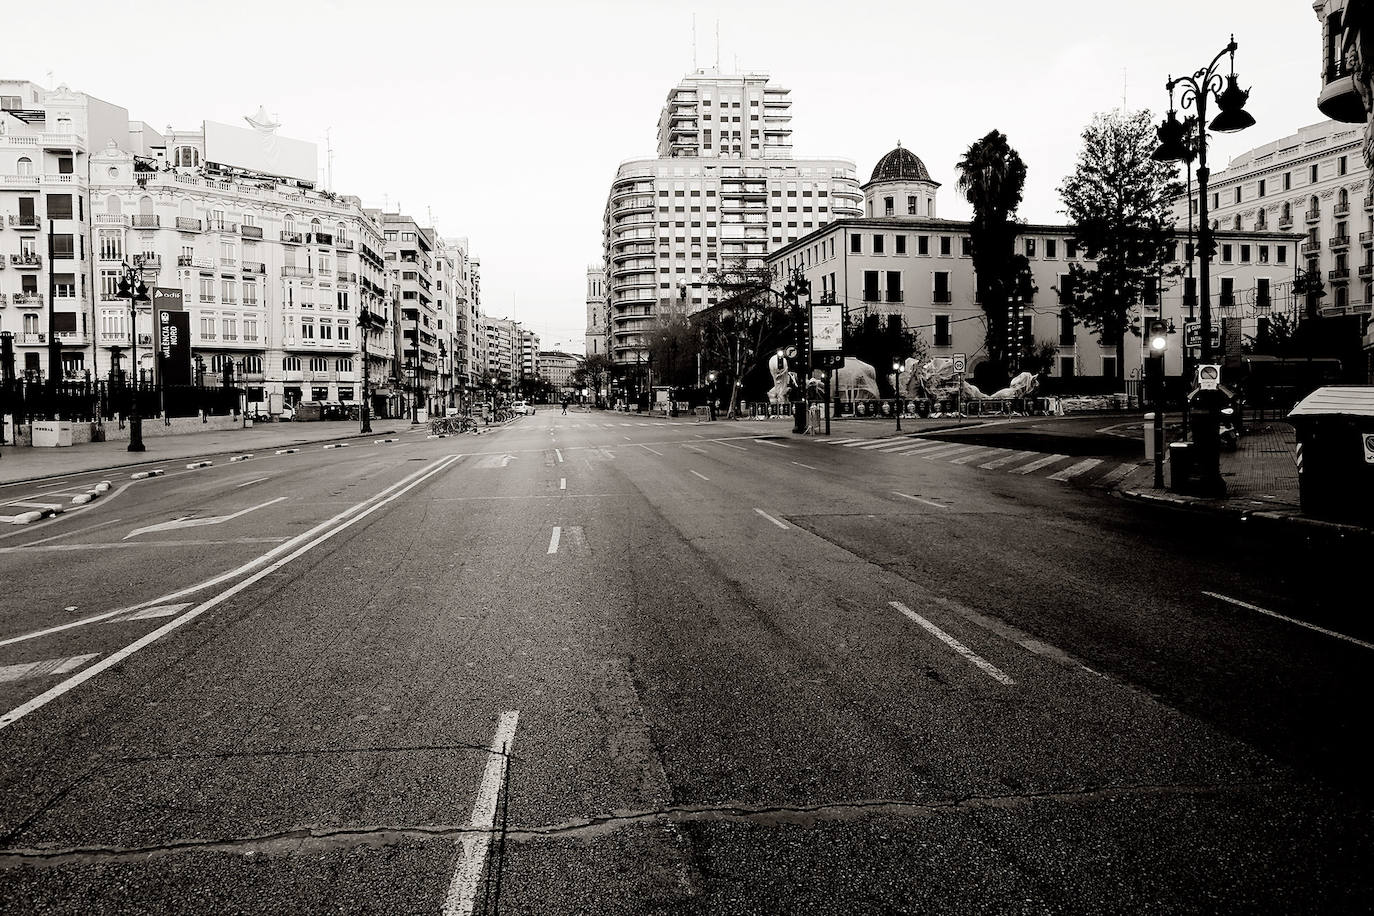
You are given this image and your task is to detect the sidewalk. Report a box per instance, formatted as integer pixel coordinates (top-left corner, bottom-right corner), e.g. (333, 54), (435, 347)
(0, 419), (420, 486)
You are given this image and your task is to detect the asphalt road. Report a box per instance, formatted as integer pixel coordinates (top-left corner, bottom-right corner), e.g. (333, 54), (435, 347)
(0, 412), (1369, 914)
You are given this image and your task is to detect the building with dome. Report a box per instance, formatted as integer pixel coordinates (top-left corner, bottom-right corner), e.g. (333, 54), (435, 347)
(768, 143), (1300, 388)
(601, 69), (863, 376)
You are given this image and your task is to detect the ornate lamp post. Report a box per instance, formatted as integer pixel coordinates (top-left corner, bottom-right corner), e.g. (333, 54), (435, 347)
(116, 264), (151, 452)
(1153, 35), (1254, 496)
(892, 359), (904, 433)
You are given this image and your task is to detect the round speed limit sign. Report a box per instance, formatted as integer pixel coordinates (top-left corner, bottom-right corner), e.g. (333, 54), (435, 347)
(1363, 433), (1374, 464)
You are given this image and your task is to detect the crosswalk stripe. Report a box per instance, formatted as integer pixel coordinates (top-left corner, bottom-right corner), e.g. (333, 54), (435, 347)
(823, 438), (863, 445)
(917, 444), (982, 460)
(979, 450), (1036, 469)
(1048, 458), (1104, 481)
(949, 447), (1001, 465)
(1095, 462), (1141, 486)
(859, 439), (915, 450)
(0, 653), (100, 683)
(841, 440), (873, 447)
(1011, 453), (1069, 475)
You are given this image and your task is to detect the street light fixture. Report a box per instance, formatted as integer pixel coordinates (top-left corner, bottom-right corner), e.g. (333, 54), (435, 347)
(892, 359), (903, 433)
(1154, 34), (1254, 497)
(115, 263), (151, 452)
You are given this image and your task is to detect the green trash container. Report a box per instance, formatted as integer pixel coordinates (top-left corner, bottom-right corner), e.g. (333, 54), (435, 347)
(1288, 386), (1374, 524)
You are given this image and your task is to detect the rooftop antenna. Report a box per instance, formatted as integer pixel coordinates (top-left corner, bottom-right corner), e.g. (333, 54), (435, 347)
(325, 127), (334, 189)
(692, 14), (697, 70)
(715, 20), (719, 70)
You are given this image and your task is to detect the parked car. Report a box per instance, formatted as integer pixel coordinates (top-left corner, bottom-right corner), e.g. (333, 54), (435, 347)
(512, 401), (532, 415)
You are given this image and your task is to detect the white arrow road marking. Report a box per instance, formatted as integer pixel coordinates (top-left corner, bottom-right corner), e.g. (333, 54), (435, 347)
(548, 527), (561, 554)
(443, 711), (519, 916)
(123, 496), (288, 540)
(890, 602), (1014, 685)
(0, 654), (100, 684)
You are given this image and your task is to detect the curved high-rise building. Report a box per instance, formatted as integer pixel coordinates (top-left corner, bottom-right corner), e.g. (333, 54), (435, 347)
(602, 69), (862, 368)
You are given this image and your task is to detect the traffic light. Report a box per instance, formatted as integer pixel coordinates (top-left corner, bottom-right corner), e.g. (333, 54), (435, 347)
(1148, 319), (1169, 352)
(1201, 230), (1218, 261)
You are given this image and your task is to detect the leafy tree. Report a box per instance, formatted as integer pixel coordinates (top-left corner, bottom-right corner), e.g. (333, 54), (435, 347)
(572, 353), (614, 406)
(699, 260), (790, 418)
(956, 130), (1028, 378)
(646, 315), (699, 389)
(1058, 109), (1182, 380)
(1244, 312), (1300, 356)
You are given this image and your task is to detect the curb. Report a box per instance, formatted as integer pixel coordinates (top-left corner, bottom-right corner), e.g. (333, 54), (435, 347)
(1118, 487), (1372, 538)
(186, 460), (214, 469)
(229, 454), (254, 463)
(275, 448), (299, 455)
(322, 443), (348, 449)
(130, 469), (165, 480)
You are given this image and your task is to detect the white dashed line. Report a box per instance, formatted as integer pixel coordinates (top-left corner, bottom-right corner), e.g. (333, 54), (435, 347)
(555, 449), (564, 463)
(640, 445), (664, 456)
(753, 508), (789, 530)
(690, 470), (709, 481)
(894, 492), (948, 509)
(1204, 591), (1374, 651)
(547, 526), (561, 554)
(560, 478), (566, 490)
(890, 601), (1014, 685)
(791, 461), (819, 470)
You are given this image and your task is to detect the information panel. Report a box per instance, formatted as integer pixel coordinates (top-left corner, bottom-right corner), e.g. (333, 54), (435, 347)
(158, 309), (191, 386)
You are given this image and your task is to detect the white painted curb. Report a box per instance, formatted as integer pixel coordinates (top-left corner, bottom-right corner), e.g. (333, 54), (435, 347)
(11, 506), (62, 525)
(374, 438), (398, 444)
(275, 448), (299, 455)
(229, 454), (255, 462)
(130, 469), (166, 480)
(322, 443), (348, 449)
(185, 460), (213, 469)
(93, 481), (112, 493)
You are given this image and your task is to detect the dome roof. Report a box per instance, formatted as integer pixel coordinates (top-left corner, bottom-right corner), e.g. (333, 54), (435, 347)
(868, 145), (934, 185)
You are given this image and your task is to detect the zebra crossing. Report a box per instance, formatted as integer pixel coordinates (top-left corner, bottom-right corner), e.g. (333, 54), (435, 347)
(818, 437), (1141, 488)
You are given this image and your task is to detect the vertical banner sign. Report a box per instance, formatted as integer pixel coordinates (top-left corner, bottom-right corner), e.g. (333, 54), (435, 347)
(810, 303), (844, 368)
(158, 309), (191, 386)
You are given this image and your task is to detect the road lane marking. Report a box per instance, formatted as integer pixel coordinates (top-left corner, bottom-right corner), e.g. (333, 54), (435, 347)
(858, 439), (911, 450)
(753, 508), (789, 530)
(755, 439), (791, 448)
(0, 455), (460, 674)
(791, 461), (819, 470)
(233, 477), (271, 489)
(640, 445), (664, 456)
(116, 603), (194, 622)
(920, 444), (984, 461)
(1204, 591), (1374, 651)
(690, 470), (709, 481)
(559, 478), (566, 490)
(949, 447), (1001, 465)
(718, 442), (748, 451)
(623, 436), (631, 441)
(979, 450), (1036, 470)
(1010, 453), (1068, 475)
(0, 654), (100, 683)
(683, 444), (709, 455)
(894, 492), (948, 509)
(554, 449), (564, 463)
(123, 496), (289, 540)
(824, 438), (862, 445)
(889, 601), (1015, 685)
(443, 711), (519, 916)
(1048, 458), (1104, 481)
(900, 443), (966, 458)
(1096, 462), (1140, 486)
(547, 527), (561, 554)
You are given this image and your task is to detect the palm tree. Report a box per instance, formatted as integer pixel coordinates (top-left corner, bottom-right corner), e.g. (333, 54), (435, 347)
(955, 130), (1027, 379)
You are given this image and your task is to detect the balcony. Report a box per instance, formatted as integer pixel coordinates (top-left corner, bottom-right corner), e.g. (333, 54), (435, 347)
(1318, 55), (1364, 123)
(1329, 267), (1350, 282)
(242, 261), (266, 274)
(334, 238), (354, 251)
(94, 213), (128, 227)
(175, 217), (202, 232)
(1277, 216), (1293, 230)
(1301, 240), (1322, 256)
(1366, 195), (1374, 212)
(41, 131), (86, 152)
(19, 332), (45, 345)
(282, 266), (312, 278)
(208, 220), (239, 234)
(55, 331), (87, 347)
(1360, 264), (1374, 279)
(337, 271), (356, 283)
(0, 175), (40, 188)
(134, 254), (162, 269)
(1334, 202), (1351, 218)
(10, 253), (41, 268)
(1329, 235), (1350, 251)
(13, 293), (43, 306)
(1363, 231), (1374, 246)
(280, 231), (304, 244)
(7, 214), (39, 228)
(239, 224), (263, 239)
(307, 232), (333, 246)
(1306, 208), (1321, 224)
(131, 214), (160, 228)
(177, 256), (213, 269)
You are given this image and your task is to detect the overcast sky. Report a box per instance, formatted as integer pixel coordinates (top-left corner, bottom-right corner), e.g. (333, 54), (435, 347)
(15, 1), (1327, 354)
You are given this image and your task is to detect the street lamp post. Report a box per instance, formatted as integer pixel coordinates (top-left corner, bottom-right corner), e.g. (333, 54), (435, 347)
(358, 308), (374, 435)
(1153, 34), (1254, 497)
(707, 370), (717, 421)
(116, 263), (151, 452)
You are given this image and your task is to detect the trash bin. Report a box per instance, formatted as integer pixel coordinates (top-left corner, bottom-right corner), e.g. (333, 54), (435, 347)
(1288, 386), (1374, 523)
(1167, 441), (1192, 491)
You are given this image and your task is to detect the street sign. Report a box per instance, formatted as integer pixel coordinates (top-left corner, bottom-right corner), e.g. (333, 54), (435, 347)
(1183, 319), (1221, 350)
(952, 353), (967, 374)
(1363, 433), (1374, 464)
(152, 287), (184, 312)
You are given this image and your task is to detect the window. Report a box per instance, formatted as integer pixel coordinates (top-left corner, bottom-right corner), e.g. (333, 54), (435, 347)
(907, 196), (917, 215)
(1222, 244), (1233, 262)
(58, 156), (73, 175)
(283, 356), (301, 372)
(1143, 277), (1158, 306)
(16, 157), (32, 176)
(1046, 239), (1057, 259)
(917, 235), (929, 256)
(98, 230), (122, 261)
(933, 314), (952, 346)
(50, 234), (74, 258)
(221, 318), (237, 341)
(1025, 238), (1037, 258)
(1058, 273), (1076, 305)
(1257, 277), (1271, 308)
(933, 271), (951, 303)
(1059, 310), (1076, 344)
(221, 279), (237, 303)
(310, 357), (328, 372)
(1234, 187), (1242, 204)
(244, 319), (259, 342)
(961, 237), (972, 257)
(337, 323), (350, 341)
(1311, 163), (1319, 183)
(53, 273), (76, 298)
(1340, 155), (1348, 176)
(301, 321), (315, 339)
(319, 322), (333, 340)
(1066, 240), (1079, 258)
(337, 358), (353, 373)
(1102, 357), (1117, 379)
(872, 234), (885, 254)
(174, 147), (201, 167)
(100, 269), (120, 300)
(939, 236), (951, 256)
(1277, 246), (1287, 264)
(199, 315), (216, 339)
(1220, 276), (1234, 305)
(885, 271), (902, 302)
(850, 233), (861, 253)
(1284, 172), (1292, 190)
(47, 194), (73, 219)
(1240, 244), (1251, 262)
(199, 277), (215, 302)
(863, 270), (880, 302)
(1259, 245), (1269, 263)
(244, 280), (258, 306)
(884, 196), (894, 217)
(895, 235), (906, 255)
(1282, 201), (1292, 222)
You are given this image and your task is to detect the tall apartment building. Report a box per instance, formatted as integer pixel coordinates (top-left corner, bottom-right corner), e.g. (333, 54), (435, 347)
(771, 145), (1300, 385)
(585, 265), (607, 358)
(602, 69), (862, 369)
(443, 237), (480, 393)
(1173, 119), (1371, 319)
(481, 316), (517, 385)
(370, 213), (444, 412)
(539, 350), (579, 392)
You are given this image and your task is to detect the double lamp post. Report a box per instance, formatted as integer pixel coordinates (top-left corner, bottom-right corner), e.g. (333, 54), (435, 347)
(1151, 34), (1255, 496)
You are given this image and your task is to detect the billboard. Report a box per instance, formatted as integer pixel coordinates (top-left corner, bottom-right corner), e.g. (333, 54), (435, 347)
(203, 120), (318, 184)
(158, 309), (191, 386)
(810, 304), (843, 353)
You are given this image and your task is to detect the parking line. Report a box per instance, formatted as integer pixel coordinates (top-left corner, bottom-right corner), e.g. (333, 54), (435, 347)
(718, 442), (748, 451)
(640, 445), (664, 456)
(1204, 591), (1374, 651)
(442, 711), (520, 916)
(890, 601), (1014, 685)
(791, 461), (819, 470)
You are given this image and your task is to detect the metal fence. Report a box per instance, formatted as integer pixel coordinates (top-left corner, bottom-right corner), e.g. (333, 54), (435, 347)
(0, 379), (243, 423)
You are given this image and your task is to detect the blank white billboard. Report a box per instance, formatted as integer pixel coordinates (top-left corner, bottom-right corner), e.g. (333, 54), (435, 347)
(203, 120), (318, 183)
